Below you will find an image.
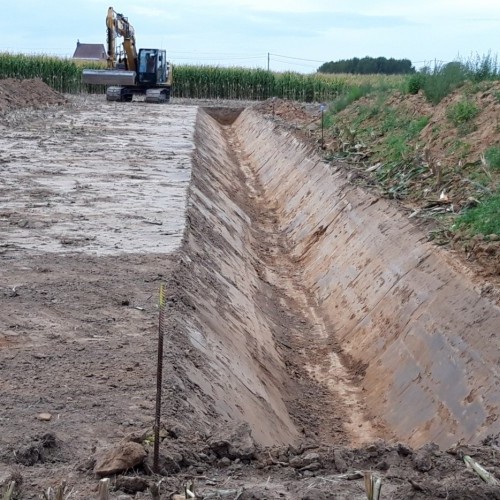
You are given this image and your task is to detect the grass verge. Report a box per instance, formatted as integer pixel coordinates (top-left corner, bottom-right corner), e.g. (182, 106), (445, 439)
(454, 191), (500, 236)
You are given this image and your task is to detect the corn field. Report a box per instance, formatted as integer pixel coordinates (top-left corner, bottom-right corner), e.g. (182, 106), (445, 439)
(0, 52), (397, 102)
(172, 65), (348, 101)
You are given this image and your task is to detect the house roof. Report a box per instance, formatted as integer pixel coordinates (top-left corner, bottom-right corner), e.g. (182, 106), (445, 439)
(73, 42), (107, 60)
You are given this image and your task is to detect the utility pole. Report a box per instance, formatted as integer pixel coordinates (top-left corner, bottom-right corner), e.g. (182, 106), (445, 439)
(267, 52), (270, 72)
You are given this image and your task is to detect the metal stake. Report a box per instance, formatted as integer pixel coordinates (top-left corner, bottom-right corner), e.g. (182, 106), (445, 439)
(320, 103), (326, 149)
(153, 283), (166, 473)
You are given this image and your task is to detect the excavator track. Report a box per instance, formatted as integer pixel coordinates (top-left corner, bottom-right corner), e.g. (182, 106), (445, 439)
(145, 88), (171, 104)
(106, 86), (133, 102)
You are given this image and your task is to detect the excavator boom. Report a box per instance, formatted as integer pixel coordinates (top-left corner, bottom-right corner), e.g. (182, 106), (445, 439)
(106, 6), (137, 72)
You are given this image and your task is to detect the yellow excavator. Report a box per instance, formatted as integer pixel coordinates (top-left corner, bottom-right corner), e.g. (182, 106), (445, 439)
(82, 7), (173, 103)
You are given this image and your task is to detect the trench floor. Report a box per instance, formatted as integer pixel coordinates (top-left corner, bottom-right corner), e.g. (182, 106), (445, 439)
(223, 121), (384, 445)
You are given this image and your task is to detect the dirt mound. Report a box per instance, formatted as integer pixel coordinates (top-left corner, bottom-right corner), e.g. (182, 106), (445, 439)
(252, 98), (318, 125)
(0, 78), (66, 113)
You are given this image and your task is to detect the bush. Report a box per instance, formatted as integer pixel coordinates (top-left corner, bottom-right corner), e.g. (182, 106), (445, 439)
(446, 99), (479, 126)
(422, 62), (469, 104)
(407, 73), (426, 94)
(464, 52), (500, 82)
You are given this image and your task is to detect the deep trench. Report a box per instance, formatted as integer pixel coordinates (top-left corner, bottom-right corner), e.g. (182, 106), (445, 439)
(173, 106), (500, 449)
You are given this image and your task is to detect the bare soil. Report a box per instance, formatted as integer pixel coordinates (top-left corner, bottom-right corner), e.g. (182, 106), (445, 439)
(1, 80), (499, 499)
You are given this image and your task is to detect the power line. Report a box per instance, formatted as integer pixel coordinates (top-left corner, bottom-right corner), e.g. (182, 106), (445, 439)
(270, 56), (318, 69)
(173, 55), (264, 62)
(270, 53), (325, 63)
(169, 50), (264, 57)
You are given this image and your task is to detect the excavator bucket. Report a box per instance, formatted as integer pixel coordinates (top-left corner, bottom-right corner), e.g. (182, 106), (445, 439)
(82, 69), (136, 86)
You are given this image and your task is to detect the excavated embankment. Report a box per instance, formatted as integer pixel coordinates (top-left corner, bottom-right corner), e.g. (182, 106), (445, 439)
(170, 107), (500, 450)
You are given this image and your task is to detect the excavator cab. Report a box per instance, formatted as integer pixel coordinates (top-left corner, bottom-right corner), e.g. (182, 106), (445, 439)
(137, 49), (168, 85)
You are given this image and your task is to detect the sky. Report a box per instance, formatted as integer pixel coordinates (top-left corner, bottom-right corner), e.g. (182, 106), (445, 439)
(1, 0), (500, 72)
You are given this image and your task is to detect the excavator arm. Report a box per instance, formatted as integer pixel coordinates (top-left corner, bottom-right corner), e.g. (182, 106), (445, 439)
(106, 6), (137, 72)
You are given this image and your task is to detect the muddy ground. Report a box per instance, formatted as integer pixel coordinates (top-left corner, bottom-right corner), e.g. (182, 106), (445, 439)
(0, 80), (499, 499)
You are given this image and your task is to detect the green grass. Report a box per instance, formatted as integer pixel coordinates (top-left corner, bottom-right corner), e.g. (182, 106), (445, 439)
(484, 146), (500, 171)
(372, 111), (430, 198)
(421, 62), (468, 104)
(409, 116), (430, 135)
(455, 191), (500, 235)
(447, 139), (472, 159)
(329, 84), (373, 113)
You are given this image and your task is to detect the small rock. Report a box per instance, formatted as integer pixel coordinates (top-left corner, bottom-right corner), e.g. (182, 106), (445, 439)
(333, 449), (348, 473)
(219, 457), (231, 467)
(300, 462), (321, 472)
(302, 452), (321, 463)
(397, 443), (413, 457)
(207, 423), (256, 460)
(375, 460), (390, 471)
(115, 475), (149, 494)
(413, 443), (439, 473)
(414, 453), (432, 472)
(16, 444), (43, 466)
(144, 450), (182, 474)
(37, 413), (52, 421)
(289, 456), (305, 469)
(94, 441), (147, 477)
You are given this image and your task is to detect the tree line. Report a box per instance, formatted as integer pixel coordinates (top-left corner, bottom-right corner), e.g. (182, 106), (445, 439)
(318, 56), (415, 75)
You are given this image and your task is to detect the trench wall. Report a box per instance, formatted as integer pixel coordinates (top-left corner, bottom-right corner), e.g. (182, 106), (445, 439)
(174, 109), (299, 446)
(235, 110), (500, 447)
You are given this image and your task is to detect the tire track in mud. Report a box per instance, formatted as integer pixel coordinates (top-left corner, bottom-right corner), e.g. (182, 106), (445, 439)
(222, 121), (380, 446)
